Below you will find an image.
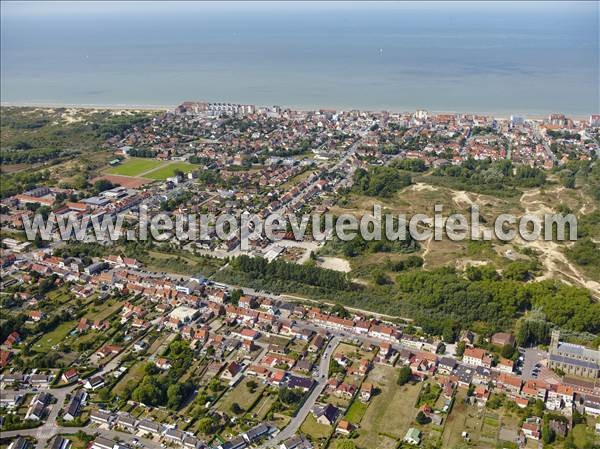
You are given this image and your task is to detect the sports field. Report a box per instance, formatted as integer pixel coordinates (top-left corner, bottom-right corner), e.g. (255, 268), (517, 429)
(144, 161), (195, 180)
(106, 158), (164, 176)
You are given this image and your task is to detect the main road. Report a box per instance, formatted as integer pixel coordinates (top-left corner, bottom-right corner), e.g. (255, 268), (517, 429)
(259, 336), (340, 448)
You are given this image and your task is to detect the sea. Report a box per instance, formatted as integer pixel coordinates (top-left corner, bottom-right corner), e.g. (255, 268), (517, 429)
(1, 1), (598, 117)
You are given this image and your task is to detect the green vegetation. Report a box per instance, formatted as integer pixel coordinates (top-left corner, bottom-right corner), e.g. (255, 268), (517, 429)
(427, 159), (546, 197)
(566, 238), (600, 279)
(345, 400), (368, 424)
(106, 157), (164, 176)
(129, 338), (194, 410)
(353, 166), (412, 197)
(219, 257), (600, 339)
(397, 366), (412, 386)
(397, 268), (600, 339)
(1, 107), (152, 164)
(144, 161), (195, 180)
(322, 220), (419, 258)
(229, 255), (350, 291)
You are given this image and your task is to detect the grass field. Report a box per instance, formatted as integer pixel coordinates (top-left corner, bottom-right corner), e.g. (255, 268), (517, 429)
(440, 390), (521, 449)
(113, 361), (147, 397)
(354, 364), (421, 448)
(216, 378), (265, 415)
(32, 321), (76, 352)
(253, 393), (277, 420)
(106, 158), (164, 176)
(84, 300), (122, 321)
(300, 413), (332, 441)
(144, 161), (195, 180)
(144, 250), (225, 276)
(345, 399), (368, 424)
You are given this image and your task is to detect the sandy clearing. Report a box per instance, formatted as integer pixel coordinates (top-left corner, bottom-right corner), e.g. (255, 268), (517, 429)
(318, 256), (351, 273)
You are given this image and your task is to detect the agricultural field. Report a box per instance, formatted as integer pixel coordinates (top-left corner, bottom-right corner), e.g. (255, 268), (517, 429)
(106, 157), (164, 176)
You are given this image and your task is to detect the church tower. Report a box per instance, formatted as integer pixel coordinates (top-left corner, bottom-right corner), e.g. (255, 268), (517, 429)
(550, 329), (560, 350)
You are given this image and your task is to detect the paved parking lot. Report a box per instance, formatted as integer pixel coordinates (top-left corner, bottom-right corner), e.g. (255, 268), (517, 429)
(521, 348), (547, 381)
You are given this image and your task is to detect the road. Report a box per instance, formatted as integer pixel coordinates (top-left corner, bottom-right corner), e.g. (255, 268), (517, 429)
(0, 329), (149, 449)
(259, 337), (340, 448)
(0, 425), (163, 449)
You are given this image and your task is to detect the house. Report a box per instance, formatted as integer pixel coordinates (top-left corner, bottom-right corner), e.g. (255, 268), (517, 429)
(312, 404), (339, 426)
(279, 435), (312, 449)
(243, 423), (271, 443)
(30, 373), (53, 387)
(246, 365), (270, 379)
(336, 419), (352, 435)
(293, 359), (313, 374)
(91, 437), (115, 449)
(3, 331), (21, 347)
(115, 413), (137, 431)
(491, 332), (515, 347)
(62, 368), (79, 383)
(403, 428), (422, 445)
(0, 391), (23, 409)
(334, 382), (356, 400)
(85, 376), (105, 390)
(437, 357), (457, 375)
(95, 344), (121, 358)
(474, 385), (490, 406)
(463, 348), (492, 367)
(138, 419), (162, 435)
(472, 366), (492, 386)
(51, 436), (71, 449)
(63, 390), (87, 421)
(220, 361), (242, 381)
(521, 379), (548, 402)
(239, 295), (257, 309)
(163, 428), (185, 443)
(514, 396), (529, 408)
(155, 358), (172, 370)
(496, 357), (514, 374)
(288, 375), (314, 392)
(308, 335), (325, 353)
(28, 310), (44, 322)
(584, 397), (600, 416)
(8, 438), (29, 449)
(216, 435), (246, 449)
(270, 370), (286, 386)
(90, 409), (113, 426)
(496, 373), (522, 397)
(521, 417), (541, 440)
(360, 383), (373, 402)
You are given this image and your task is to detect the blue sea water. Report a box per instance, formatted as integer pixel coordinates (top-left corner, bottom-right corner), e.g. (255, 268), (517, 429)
(1, 1), (598, 116)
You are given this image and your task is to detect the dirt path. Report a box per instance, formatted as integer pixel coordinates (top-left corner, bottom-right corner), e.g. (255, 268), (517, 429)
(519, 188), (600, 298)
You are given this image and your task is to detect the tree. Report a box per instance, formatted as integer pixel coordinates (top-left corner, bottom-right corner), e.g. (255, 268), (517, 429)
(397, 366), (412, 386)
(455, 341), (466, 357)
(167, 383), (184, 409)
(542, 422), (555, 444)
(247, 380), (258, 392)
(331, 303), (350, 318)
(230, 402), (243, 414)
(197, 417), (216, 435)
(500, 344), (515, 359)
(415, 410), (430, 425)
